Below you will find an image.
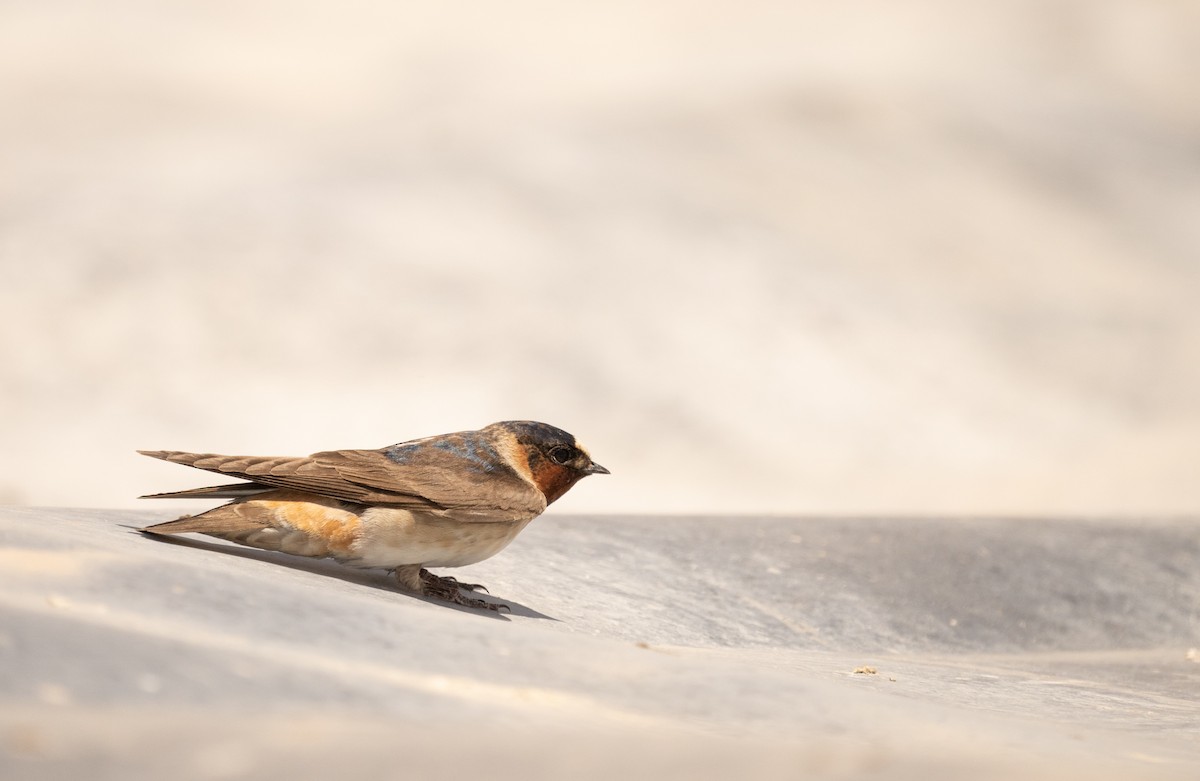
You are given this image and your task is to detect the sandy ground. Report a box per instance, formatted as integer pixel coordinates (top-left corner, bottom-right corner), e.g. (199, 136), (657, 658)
(1, 2), (1200, 515)
(2, 507), (1199, 779)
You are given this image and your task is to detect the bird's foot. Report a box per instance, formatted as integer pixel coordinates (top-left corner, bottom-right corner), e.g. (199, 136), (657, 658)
(419, 569), (508, 612)
(435, 574), (489, 593)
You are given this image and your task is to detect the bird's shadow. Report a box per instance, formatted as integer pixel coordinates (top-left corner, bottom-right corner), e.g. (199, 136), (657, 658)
(121, 525), (557, 621)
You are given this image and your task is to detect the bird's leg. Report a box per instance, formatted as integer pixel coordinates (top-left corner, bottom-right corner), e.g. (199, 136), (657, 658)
(392, 564), (424, 593)
(419, 568), (507, 612)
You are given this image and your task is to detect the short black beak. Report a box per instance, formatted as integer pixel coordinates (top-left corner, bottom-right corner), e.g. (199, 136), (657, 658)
(584, 461), (610, 475)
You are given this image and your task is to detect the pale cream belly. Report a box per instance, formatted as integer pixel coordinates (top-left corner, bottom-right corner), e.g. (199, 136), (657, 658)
(346, 507), (534, 569)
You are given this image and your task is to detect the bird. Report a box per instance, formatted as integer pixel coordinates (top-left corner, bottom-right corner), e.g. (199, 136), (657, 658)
(137, 420), (609, 611)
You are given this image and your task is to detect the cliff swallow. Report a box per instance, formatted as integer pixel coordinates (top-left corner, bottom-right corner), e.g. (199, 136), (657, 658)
(138, 420), (608, 610)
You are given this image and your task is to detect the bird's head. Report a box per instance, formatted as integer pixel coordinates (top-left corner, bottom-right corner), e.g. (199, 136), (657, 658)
(487, 420), (609, 504)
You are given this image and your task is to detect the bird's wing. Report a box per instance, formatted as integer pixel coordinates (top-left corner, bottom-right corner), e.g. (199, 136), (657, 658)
(140, 482), (278, 500)
(137, 447), (546, 521)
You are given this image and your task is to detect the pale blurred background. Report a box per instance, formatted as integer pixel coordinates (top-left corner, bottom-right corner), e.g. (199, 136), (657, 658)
(1, 1), (1198, 515)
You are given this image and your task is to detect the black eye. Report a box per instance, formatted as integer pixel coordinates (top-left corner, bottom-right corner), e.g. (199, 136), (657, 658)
(548, 445), (575, 465)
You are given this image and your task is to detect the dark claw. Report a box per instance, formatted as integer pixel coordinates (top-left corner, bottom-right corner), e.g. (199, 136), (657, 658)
(438, 575), (489, 593)
(419, 570), (502, 611)
(471, 596), (511, 612)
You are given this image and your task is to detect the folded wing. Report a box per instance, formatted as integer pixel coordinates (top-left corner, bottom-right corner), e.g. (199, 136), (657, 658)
(137, 447), (545, 522)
